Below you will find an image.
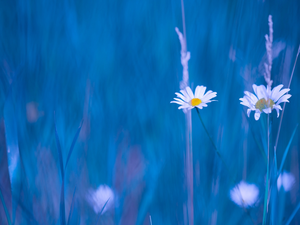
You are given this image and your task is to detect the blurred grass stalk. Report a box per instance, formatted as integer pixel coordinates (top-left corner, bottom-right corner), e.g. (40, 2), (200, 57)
(262, 16), (273, 224)
(262, 115), (270, 225)
(274, 45), (300, 159)
(176, 0), (193, 224)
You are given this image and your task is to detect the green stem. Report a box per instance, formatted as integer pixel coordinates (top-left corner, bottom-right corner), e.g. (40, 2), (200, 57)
(195, 108), (234, 183)
(263, 115), (270, 225)
(195, 108), (255, 224)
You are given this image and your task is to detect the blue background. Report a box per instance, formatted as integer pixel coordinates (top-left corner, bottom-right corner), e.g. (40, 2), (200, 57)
(0, 0), (300, 224)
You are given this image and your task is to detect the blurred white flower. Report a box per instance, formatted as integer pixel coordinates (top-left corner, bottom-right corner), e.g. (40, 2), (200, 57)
(277, 172), (295, 192)
(86, 185), (114, 214)
(239, 84), (291, 120)
(230, 181), (259, 208)
(171, 85), (217, 110)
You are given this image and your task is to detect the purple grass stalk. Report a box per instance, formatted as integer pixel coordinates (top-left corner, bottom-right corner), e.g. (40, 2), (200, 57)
(262, 16), (273, 224)
(176, 1), (193, 224)
(274, 45), (300, 157)
(263, 115), (270, 225)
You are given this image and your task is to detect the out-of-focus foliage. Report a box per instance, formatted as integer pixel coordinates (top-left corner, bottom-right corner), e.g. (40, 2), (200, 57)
(0, 0), (299, 224)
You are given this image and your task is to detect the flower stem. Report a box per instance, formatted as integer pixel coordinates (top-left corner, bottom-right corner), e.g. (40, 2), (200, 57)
(263, 114), (270, 225)
(195, 108), (233, 181)
(195, 108), (256, 224)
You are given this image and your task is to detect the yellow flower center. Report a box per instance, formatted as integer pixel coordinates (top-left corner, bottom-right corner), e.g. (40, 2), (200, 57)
(255, 98), (275, 111)
(190, 98), (202, 106)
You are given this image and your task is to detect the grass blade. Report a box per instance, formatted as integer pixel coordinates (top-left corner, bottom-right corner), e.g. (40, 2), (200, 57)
(67, 187), (77, 225)
(65, 121), (83, 170)
(242, 109), (267, 164)
(270, 159), (278, 225)
(278, 124), (298, 175)
(285, 201), (300, 225)
(274, 45), (300, 154)
(0, 185), (11, 225)
(60, 180), (66, 225)
(4, 94), (22, 224)
(262, 115), (270, 225)
(95, 198), (110, 225)
(54, 121), (64, 179)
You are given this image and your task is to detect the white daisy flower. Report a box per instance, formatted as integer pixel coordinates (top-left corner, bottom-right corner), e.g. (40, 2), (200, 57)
(171, 85), (217, 110)
(277, 172), (295, 192)
(86, 185), (114, 215)
(230, 181), (259, 208)
(239, 84), (291, 120)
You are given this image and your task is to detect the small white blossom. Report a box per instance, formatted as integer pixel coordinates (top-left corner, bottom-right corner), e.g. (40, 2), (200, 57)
(171, 85), (217, 110)
(277, 172), (295, 192)
(86, 185), (114, 214)
(230, 181), (259, 208)
(240, 84), (291, 120)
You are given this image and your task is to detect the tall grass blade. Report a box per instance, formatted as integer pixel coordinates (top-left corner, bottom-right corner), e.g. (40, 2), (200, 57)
(4, 94), (21, 225)
(54, 121), (64, 179)
(95, 198), (110, 225)
(278, 124), (298, 175)
(0, 185), (11, 225)
(54, 118), (66, 225)
(65, 121), (83, 170)
(285, 201), (300, 225)
(270, 159), (278, 225)
(67, 187), (77, 225)
(60, 181), (66, 225)
(262, 115), (270, 225)
(274, 45), (300, 154)
(245, 113), (267, 163)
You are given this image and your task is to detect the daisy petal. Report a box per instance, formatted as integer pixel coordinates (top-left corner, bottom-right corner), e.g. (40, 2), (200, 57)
(198, 86), (206, 98)
(199, 103), (208, 108)
(274, 104), (282, 110)
(194, 86), (202, 98)
(175, 92), (188, 101)
(273, 105), (280, 117)
(271, 84), (284, 100)
(273, 88), (290, 102)
(180, 89), (190, 101)
(170, 101), (184, 105)
(247, 109), (252, 117)
(244, 91), (258, 104)
(263, 108), (272, 114)
(186, 86), (194, 99)
(173, 98), (186, 103)
(202, 92), (217, 102)
(276, 94), (291, 105)
(256, 85), (268, 99)
(240, 96), (255, 109)
(178, 104), (190, 109)
(254, 110), (261, 120)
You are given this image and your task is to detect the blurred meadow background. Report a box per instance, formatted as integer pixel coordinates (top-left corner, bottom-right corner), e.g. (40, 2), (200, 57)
(0, 0), (300, 224)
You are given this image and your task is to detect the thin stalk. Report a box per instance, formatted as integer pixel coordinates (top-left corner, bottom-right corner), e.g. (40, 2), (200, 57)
(263, 115), (270, 225)
(178, 0), (193, 224)
(195, 108), (255, 224)
(185, 111), (193, 225)
(195, 108), (233, 182)
(274, 45), (300, 157)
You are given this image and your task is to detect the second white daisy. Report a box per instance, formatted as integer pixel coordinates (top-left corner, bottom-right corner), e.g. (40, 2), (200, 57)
(230, 181), (259, 208)
(171, 85), (217, 110)
(239, 84), (291, 120)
